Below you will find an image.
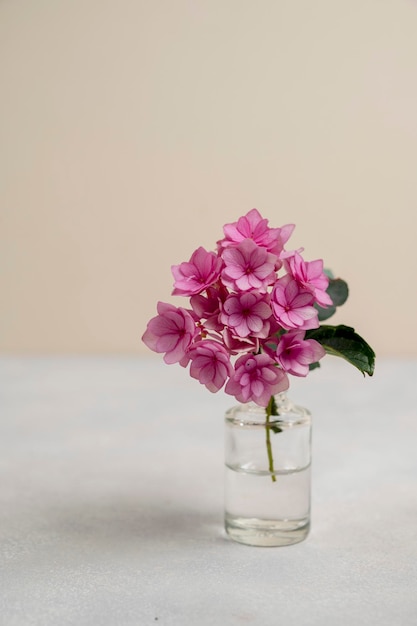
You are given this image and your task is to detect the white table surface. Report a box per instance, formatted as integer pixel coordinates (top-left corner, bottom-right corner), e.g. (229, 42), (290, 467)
(1, 355), (416, 625)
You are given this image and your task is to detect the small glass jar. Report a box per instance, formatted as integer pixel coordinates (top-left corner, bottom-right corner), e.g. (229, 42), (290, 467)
(224, 393), (311, 547)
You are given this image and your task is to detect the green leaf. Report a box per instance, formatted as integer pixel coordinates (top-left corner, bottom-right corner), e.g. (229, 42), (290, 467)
(306, 325), (375, 376)
(327, 278), (349, 307)
(309, 361), (321, 372)
(316, 304), (337, 322)
(266, 396), (282, 434)
(316, 277), (349, 322)
(269, 395), (279, 416)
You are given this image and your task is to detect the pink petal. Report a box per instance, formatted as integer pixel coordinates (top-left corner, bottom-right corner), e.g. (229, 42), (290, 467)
(246, 315), (263, 333)
(251, 380), (264, 397)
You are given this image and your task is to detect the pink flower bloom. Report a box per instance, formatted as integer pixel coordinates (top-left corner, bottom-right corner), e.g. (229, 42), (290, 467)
(190, 286), (227, 332)
(285, 252), (332, 307)
(221, 239), (276, 292)
(172, 247), (223, 296)
(225, 353), (289, 407)
(187, 340), (233, 393)
(222, 328), (260, 355)
(220, 291), (272, 338)
(271, 275), (319, 330)
(141, 302), (197, 365)
(259, 318), (287, 358)
(275, 330), (326, 377)
(218, 208), (295, 257)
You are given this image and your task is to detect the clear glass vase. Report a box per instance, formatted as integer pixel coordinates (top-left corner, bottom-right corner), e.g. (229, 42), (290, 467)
(224, 393), (311, 547)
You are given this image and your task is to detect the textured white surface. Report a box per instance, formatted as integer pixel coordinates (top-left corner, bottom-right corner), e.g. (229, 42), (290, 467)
(1, 356), (416, 625)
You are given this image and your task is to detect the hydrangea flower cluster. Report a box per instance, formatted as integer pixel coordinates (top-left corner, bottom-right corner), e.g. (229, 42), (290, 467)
(142, 209), (333, 408)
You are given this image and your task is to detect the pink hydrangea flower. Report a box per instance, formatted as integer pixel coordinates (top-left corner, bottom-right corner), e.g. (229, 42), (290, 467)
(187, 340), (234, 392)
(285, 252), (332, 307)
(220, 291), (272, 338)
(172, 247), (223, 296)
(221, 239), (276, 292)
(275, 330), (326, 376)
(218, 208), (295, 258)
(190, 286), (227, 332)
(225, 353), (289, 407)
(141, 302), (197, 364)
(222, 328), (260, 355)
(271, 275), (319, 330)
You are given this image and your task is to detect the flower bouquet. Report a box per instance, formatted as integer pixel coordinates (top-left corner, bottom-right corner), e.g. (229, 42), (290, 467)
(142, 209), (375, 545)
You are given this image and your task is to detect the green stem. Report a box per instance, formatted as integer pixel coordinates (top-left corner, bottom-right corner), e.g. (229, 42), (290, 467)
(265, 396), (276, 482)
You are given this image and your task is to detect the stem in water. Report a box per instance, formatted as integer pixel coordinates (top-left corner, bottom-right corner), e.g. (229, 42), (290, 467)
(265, 396), (277, 482)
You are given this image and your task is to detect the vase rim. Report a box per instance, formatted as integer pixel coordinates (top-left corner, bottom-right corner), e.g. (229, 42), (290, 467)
(225, 393), (311, 424)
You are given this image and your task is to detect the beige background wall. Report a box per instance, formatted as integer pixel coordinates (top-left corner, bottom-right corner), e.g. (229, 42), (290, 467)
(1, 0), (416, 356)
